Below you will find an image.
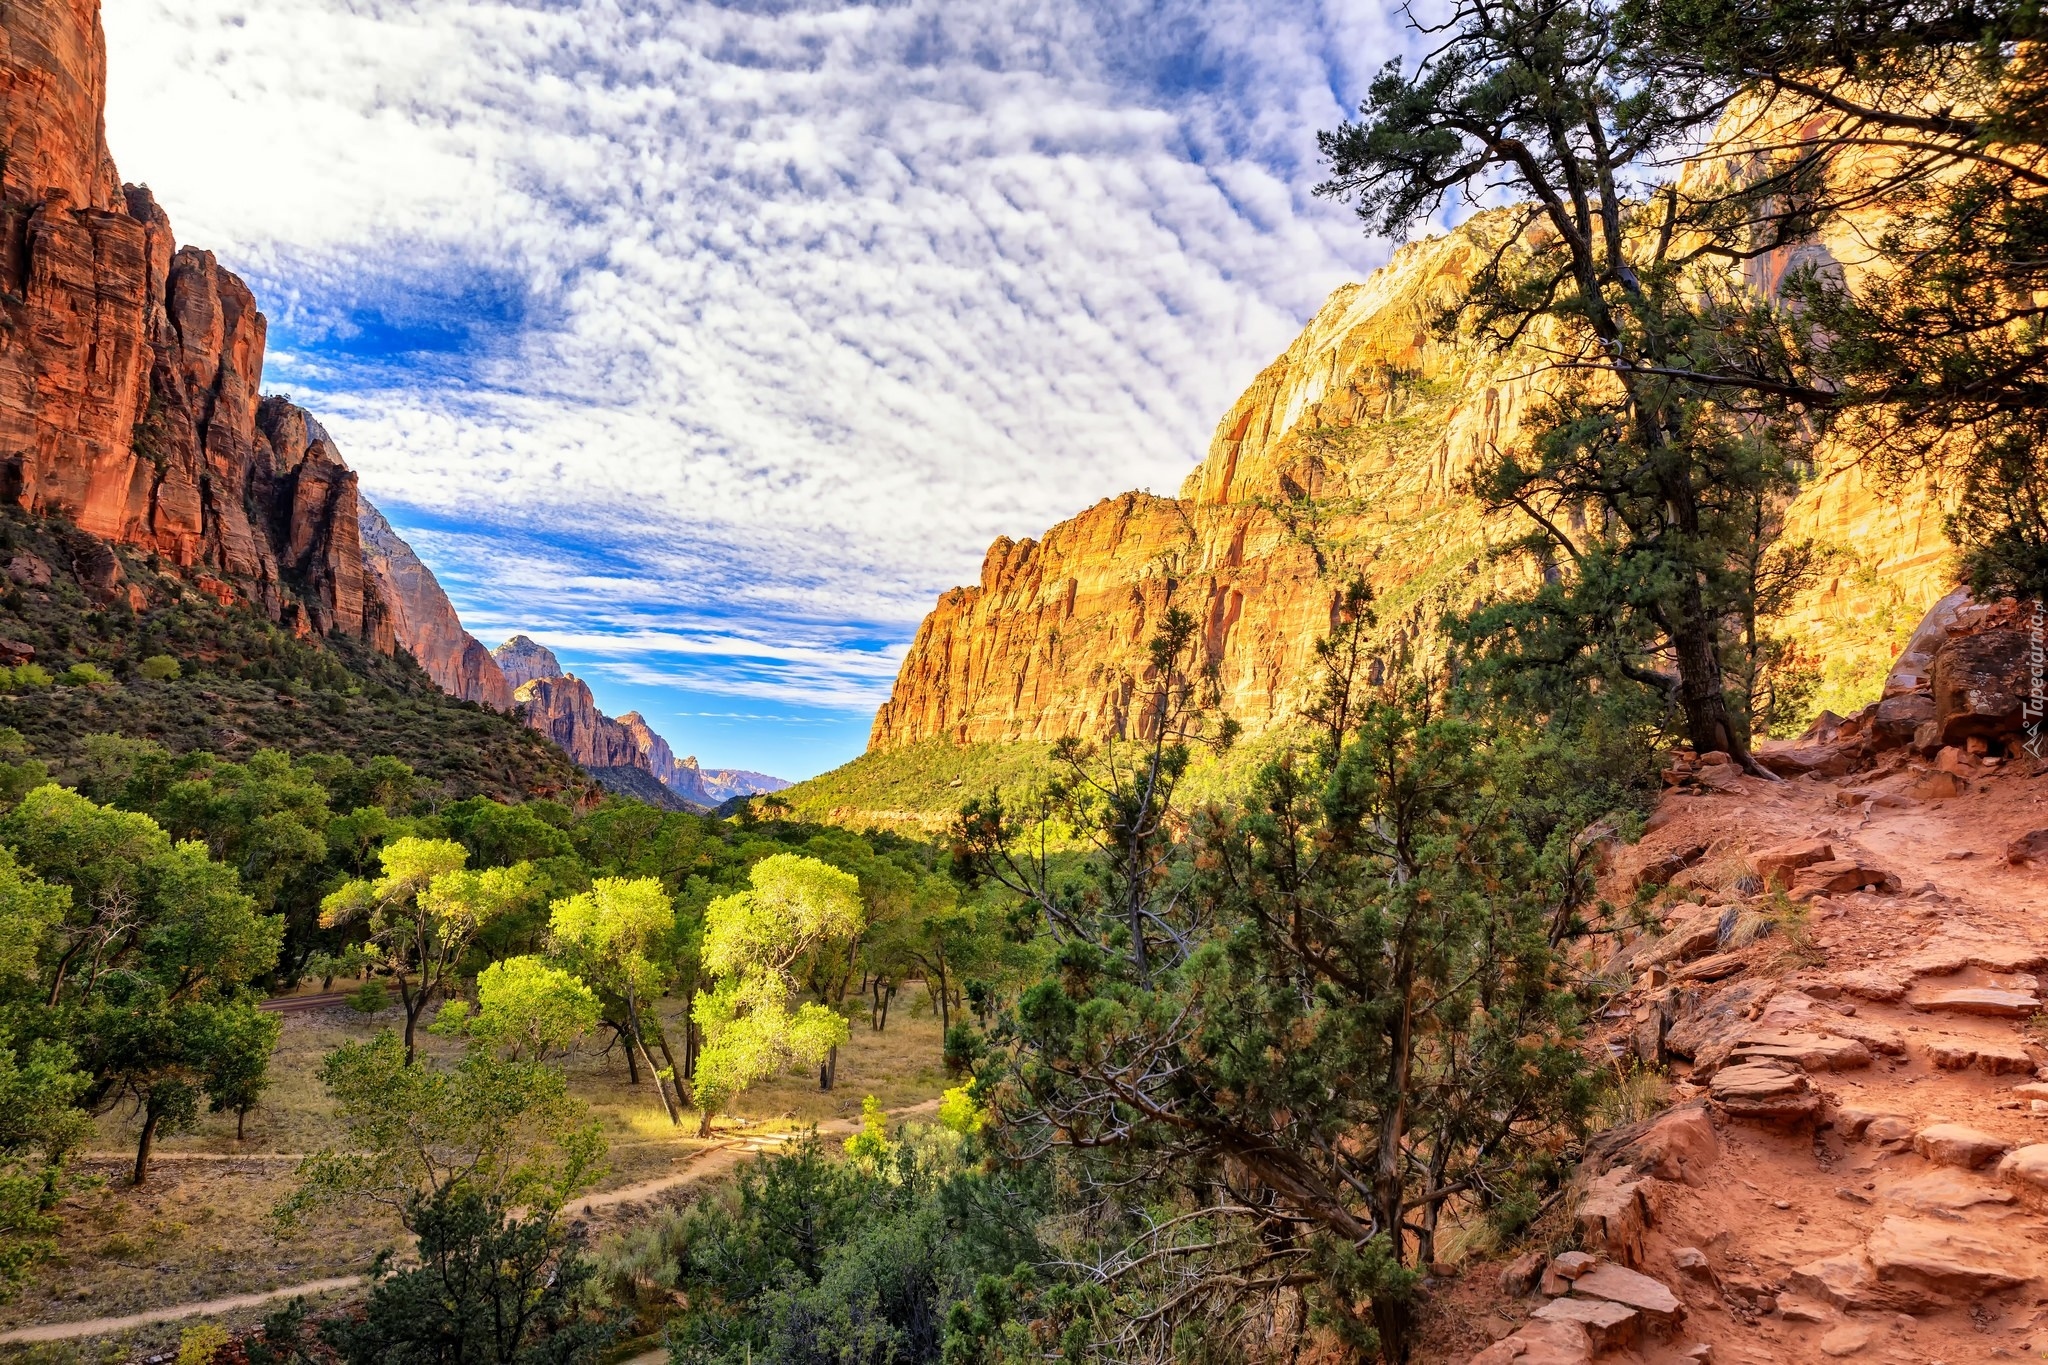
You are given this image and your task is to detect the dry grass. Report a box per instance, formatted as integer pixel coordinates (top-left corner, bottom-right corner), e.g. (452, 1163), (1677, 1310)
(3, 992), (951, 1358)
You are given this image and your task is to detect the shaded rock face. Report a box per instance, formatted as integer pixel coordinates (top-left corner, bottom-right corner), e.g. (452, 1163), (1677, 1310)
(0, 0), (387, 649)
(493, 635), (563, 692)
(358, 503), (511, 709)
(873, 189), (1954, 751)
(513, 675), (640, 770)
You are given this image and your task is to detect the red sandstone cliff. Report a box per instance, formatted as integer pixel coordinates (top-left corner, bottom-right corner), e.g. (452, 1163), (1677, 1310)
(0, 0), (388, 648)
(871, 207), (1953, 750)
(358, 503), (512, 709)
(513, 674), (643, 770)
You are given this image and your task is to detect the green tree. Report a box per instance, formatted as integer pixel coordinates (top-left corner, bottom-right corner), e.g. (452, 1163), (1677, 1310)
(282, 1029), (606, 1228)
(1, 784), (170, 1005)
(550, 878), (685, 1125)
(0, 1037), (90, 1289)
(435, 956), (600, 1063)
(321, 1186), (615, 1365)
(322, 838), (536, 1061)
(197, 1000), (283, 1141)
(690, 855), (862, 1135)
(1314, 0), (1820, 770)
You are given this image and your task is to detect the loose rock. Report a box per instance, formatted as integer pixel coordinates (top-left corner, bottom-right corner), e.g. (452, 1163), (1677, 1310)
(1913, 1123), (2010, 1169)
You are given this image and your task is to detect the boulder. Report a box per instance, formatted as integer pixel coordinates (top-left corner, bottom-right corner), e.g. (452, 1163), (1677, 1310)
(1905, 986), (2040, 1018)
(1790, 859), (1899, 898)
(1818, 1325), (1873, 1357)
(1836, 1107), (1911, 1139)
(1754, 743), (1858, 778)
(1627, 842), (1709, 891)
(1467, 1319), (1593, 1365)
(0, 639), (33, 666)
(1753, 839), (1833, 890)
(1639, 914), (1724, 970)
(2009, 830), (2048, 866)
(1874, 691), (1936, 748)
(1912, 1123), (2010, 1170)
(3, 554), (50, 587)
(1906, 941), (2048, 975)
(1500, 1249), (1547, 1297)
(1575, 1169), (1652, 1267)
(1529, 1297), (1640, 1352)
(1672, 951), (1746, 983)
(1633, 1105), (1718, 1185)
(1830, 969), (1909, 1002)
(1709, 1061), (1820, 1125)
(1729, 1030), (1873, 1072)
(1927, 1037), (2036, 1074)
(1996, 1145), (2048, 1206)
(1794, 1217), (2029, 1313)
(1932, 628), (2029, 747)
(1865, 1215), (2030, 1306)
(1570, 1263), (1684, 1330)
(1882, 1168), (2015, 1214)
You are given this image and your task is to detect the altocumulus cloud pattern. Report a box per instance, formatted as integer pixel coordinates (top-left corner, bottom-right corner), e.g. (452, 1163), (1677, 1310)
(103, 0), (1406, 775)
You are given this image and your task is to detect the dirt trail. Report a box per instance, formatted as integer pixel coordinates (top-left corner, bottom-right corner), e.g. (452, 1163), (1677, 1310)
(0, 1277), (365, 1345)
(1456, 752), (2048, 1363)
(5, 1099), (943, 1346)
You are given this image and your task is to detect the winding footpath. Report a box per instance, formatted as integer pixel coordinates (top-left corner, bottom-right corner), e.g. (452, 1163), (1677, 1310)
(1, 1098), (941, 1346)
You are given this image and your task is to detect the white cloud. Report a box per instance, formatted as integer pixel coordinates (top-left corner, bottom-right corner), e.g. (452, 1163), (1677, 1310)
(102, 0), (1407, 738)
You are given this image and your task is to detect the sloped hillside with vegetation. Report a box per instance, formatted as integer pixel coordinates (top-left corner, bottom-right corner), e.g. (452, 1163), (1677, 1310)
(0, 508), (589, 803)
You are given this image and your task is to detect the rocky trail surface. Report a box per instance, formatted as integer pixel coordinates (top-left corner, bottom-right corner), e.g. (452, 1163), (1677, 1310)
(1457, 604), (2048, 1363)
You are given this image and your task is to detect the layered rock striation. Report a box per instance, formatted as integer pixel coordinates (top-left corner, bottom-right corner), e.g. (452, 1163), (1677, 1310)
(0, 0), (392, 647)
(872, 201), (1954, 751)
(358, 503), (511, 710)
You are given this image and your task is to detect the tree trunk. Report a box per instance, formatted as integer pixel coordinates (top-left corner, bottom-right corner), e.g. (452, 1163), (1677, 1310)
(237, 1107), (248, 1142)
(1670, 598), (1760, 772)
(696, 1106), (714, 1138)
(133, 1100), (162, 1187)
(621, 1023), (642, 1083)
(651, 1020), (689, 1108)
(624, 988), (679, 1126)
(399, 975), (424, 1064)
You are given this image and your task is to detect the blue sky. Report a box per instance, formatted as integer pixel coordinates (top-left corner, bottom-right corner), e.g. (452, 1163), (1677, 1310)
(104, 0), (1410, 780)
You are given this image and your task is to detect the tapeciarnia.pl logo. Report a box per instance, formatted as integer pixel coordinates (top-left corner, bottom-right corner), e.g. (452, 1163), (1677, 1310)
(2026, 602), (2045, 760)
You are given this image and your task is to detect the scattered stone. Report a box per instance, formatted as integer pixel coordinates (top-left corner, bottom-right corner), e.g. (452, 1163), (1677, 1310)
(1906, 986), (2040, 1017)
(1530, 1296), (1640, 1352)
(1912, 1123), (2010, 1170)
(1927, 1037), (2036, 1075)
(1868, 1115), (1916, 1144)
(2012, 1082), (2048, 1101)
(1908, 768), (1967, 800)
(1677, 1345), (1712, 1363)
(1754, 839), (1833, 890)
(2010, 830), (2048, 866)
(1551, 1251), (1596, 1280)
(1830, 969), (1909, 1002)
(1709, 1061), (1820, 1125)
(1819, 1324), (1873, 1357)
(1672, 1247), (1711, 1279)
